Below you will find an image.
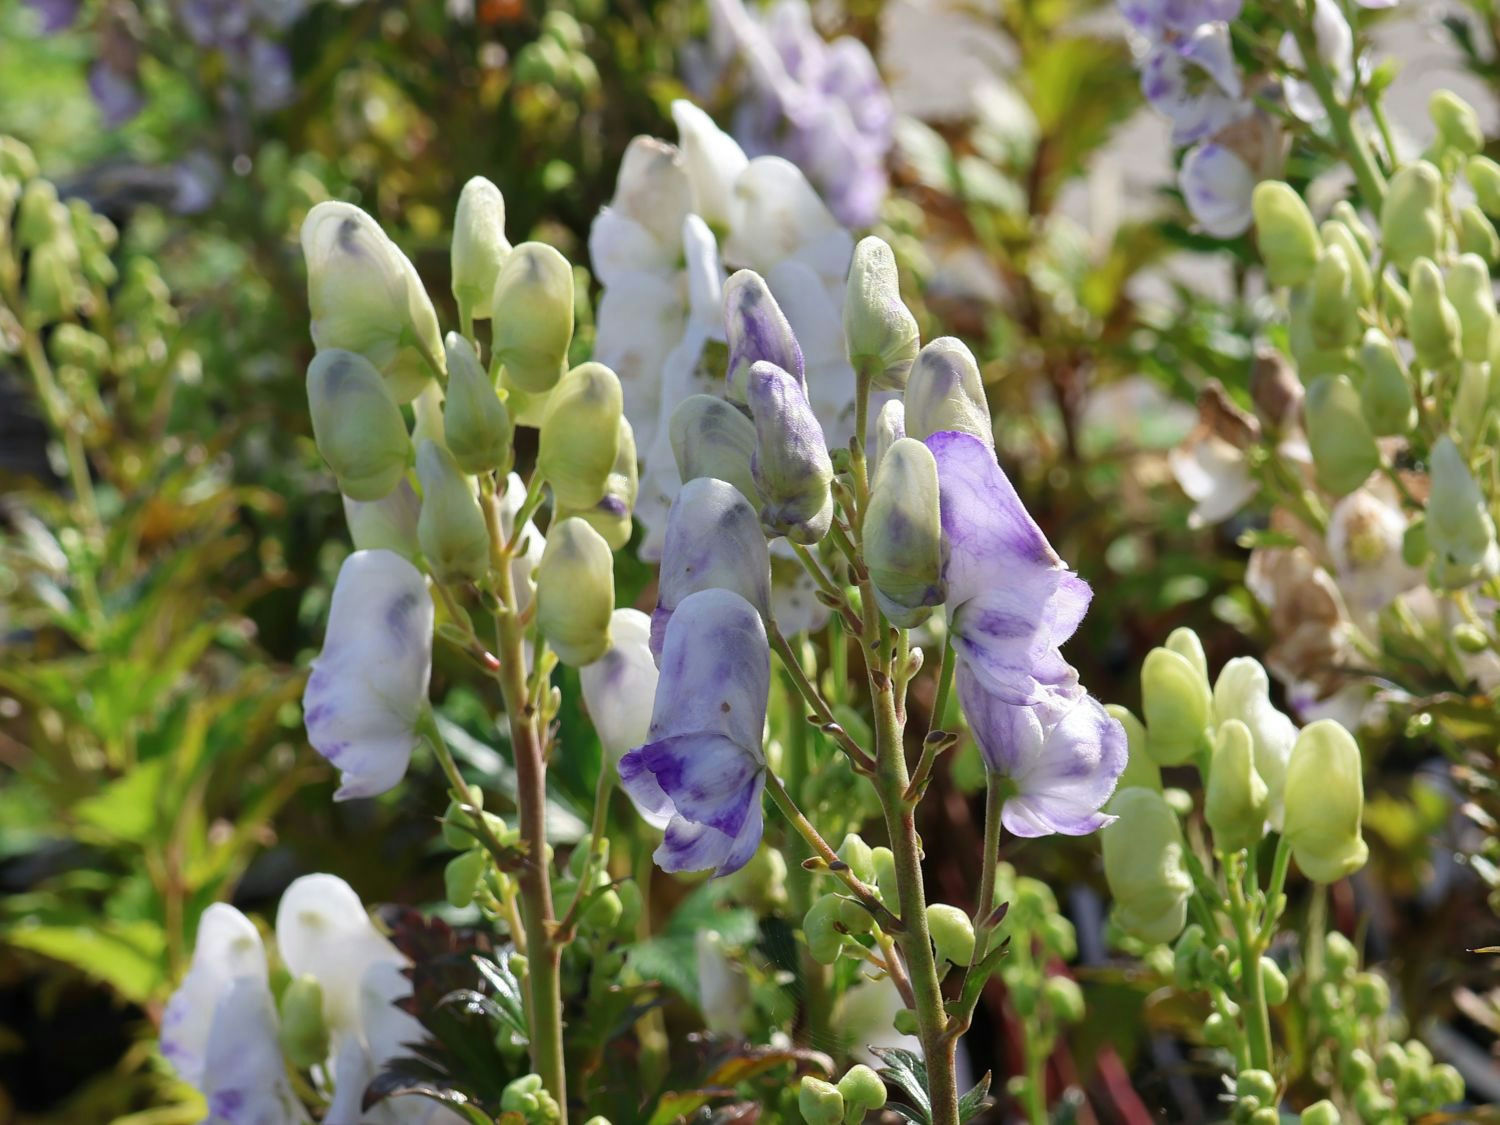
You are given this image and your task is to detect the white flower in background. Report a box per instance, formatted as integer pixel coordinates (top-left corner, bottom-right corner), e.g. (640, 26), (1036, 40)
(1179, 141), (1257, 236)
(497, 471), (546, 613)
(695, 930), (754, 1037)
(832, 968), (923, 1064)
(302, 549), (434, 800)
(1278, 0), (1355, 124)
(1327, 485), (1423, 613)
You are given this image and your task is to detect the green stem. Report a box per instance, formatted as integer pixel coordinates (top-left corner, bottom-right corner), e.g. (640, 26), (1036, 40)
(931, 639), (956, 732)
(974, 773), (1004, 935)
(779, 667), (831, 1046)
(1290, 0), (1386, 210)
(770, 626), (876, 772)
(1259, 833), (1294, 943)
(1225, 852), (1274, 1073)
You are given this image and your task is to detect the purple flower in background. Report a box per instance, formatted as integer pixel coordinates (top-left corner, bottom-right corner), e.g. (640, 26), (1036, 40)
(746, 359), (834, 544)
(619, 588), (771, 876)
(1118, 0), (1243, 38)
(89, 59), (145, 127)
(302, 549), (434, 800)
(1179, 141), (1256, 236)
(958, 666), (1126, 837)
(926, 430), (1090, 706)
(25, 0), (81, 33)
(699, 0), (893, 228)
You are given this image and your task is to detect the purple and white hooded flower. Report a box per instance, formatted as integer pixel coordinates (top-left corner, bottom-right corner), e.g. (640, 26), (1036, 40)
(581, 609), (659, 762)
(926, 431), (1090, 706)
(302, 549), (434, 800)
(958, 667), (1127, 836)
(1278, 0), (1355, 124)
(619, 588), (771, 876)
(1179, 141), (1257, 237)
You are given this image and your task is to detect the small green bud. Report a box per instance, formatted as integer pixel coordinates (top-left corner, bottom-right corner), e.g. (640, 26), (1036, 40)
(1454, 622), (1491, 652)
(926, 903), (975, 965)
(1172, 924), (1207, 989)
(871, 846), (899, 907)
(1427, 435), (1499, 586)
(1380, 269), (1411, 330)
(535, 516), (614, 666)
(1203, 1010), (1238, 1048)
(1163, 626), (1208, 680)
(1320, 220), (1373, 305)
(1402, 517), (1429, 567)
(837, 1064), (887, 1122)
(1458, 204), (1500, 264)
(804, 894), (847, 964)
(1041, 914), (1077, 960)
(1101, 788), (1193, 944)
(538, 361), (624, 511)
(1409, 258), (1463, 369)
(1341, 1047), (1376, 1088)
(1308, 243), (1360, 350)
(1106, 704), (1161, 795)
(1236, 1069), (1277, 1105)
(16, 179), (64, 249)
(445, 848), (487, 908)
(1300, 1099), (1340, 1124)
(845, 236), (919, 391)
(1430, 90), (1485, 155)
(1470, 154), (1500, 214)
(1353, 1083), (1393, 1122)
(723, 845), (787, 913)
(1351, 970), (1390, 1016)
(799, 1077), (845, 1125)
(416, 439), (491, 583)
(613, 878), (643, 935)
(1247, 1108), (1279, 1125)
(1454, 361), (1492, 449)
(561, 414), (638, 550)
(442, 786), (509, 849)
(0, 136), (38, 181)
(1376, 1042), (1408, 1085)
(670, 393), (761, 508)
(491, 242), (574, 394)
(442, 333), (513, 476)
(451, 176), (511, 325)
(1252, 181), (1322, 287)
(1305, 374), (1380, 496)
(25, 239), (79, 323)
(1283, 720), (1368, 884)
(278, 974), (330, 1069)
(1447, 254), (1497, 361)
(1205, 719), (1269, 852)
(1380, 162), (1444, 271)
(904, 337), (992, 449)
(1261, 957), (1289, 1006)
(836, 834), (876, 885)
(1357, 329), (1415, 435)
(864, 438), (945, 627)
(1428, 1062), (1464, 1105)
(1042, 975), (1085, 1024)
(1325, 931), (1358, 977)
(1331, 200), (1375, 259)
(1140, 646), (1213, 766)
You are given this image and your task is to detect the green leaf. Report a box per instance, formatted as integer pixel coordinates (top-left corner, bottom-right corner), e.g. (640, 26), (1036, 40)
(871, 1047), (931, 1124)
(72, 758), (168, 844)
(5, 920), (166, 1002)
(958, 1072), (992, 1122)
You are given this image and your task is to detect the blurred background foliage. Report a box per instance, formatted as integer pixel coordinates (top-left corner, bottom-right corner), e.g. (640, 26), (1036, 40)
(1, 0), (1496, 1120)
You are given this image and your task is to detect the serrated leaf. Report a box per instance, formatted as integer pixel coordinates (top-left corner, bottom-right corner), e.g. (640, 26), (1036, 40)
(953, 938), (1010, 1020)
(362, 1072), (493, 1125)
(871, 1047), (930, 1122)
(5, 920), (166, 1002)
(957, 1072), (992, 1122)
(885, 1101), (928, 1124)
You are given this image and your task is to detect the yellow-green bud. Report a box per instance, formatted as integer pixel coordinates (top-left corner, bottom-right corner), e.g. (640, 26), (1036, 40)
(1163, 626), (1208, 681)
(1252, 181), (1322, 287)
(25, 238), (78, 323)
(1446, 254), (1496, 361)
(864, 437), (944, 627)
(442, 333), (513, 476)
(562, 415), (637, 550)
(1141, 646), (1213, 766)
(1331, 200), (1375, 259)
(670, 393), (760, 508)
(301, 201), (443, 403)
(1381, 162), (1444, 272)
(837, 1064), (887, 1121)
(49, 323), (110, 374)
(1458, 204), (1500, 264)
(1042, 975), (1085, 1024)
(1260, 956), (1289, 1006)
(926, 903), (975, 965)
(490, 241), (574, 394)
(1319, 220), (1373, 306)
(804, 894), (847, 964)
(723, 845), (788, 914)
(871, 846), (898, 907)
(538, 361), (624, 511)
(1205, 719), (1269, 852)
(845, 235), (919, 391)
(1106, 704), (1161, 795)
(1352, 971), (1390, 1017)
(1237, 1069), (1277, 1105)
(0, 136), (38, 181)
(451, 176), (511, 325)
(501, 1073), (559, 1121)
(799, 1076), (845, 1125)
(1300, 1099), (1340, 1124)
(278, 974), (330, 1069)
(1427, 435), (1499, 586)
(16, 179), (64, 249)
(1409, 257), (1463, 369)
(1454, 360), (1492, 449)
(1101, 787), (1192, 944)
(1308, 243), (1360, 350)
(1172, 923), (1207, 988)
(1283, 720), (1368, 884)
(1453, 622), (1490, 653)
(1380, 269), (1411, 331)
(1430, 90), (1485, 155)
(306, 349), (412, 501)
(1429, 1062), (1465, 1105)
(904, 337), (993, 449)
(836, 833), (876, 885)
(445, 848), (487, 908)
(1357, 329), (1415, 435)
(1305, 374), (1380, 496)
(1470, 155), (1500, 214)
(415, 440), (491, 582)
(536, 517), (614, 666)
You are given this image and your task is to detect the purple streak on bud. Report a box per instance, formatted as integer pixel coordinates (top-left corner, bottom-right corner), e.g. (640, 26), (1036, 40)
(746, 360), (834, 544)
(724, 268), (805, 402)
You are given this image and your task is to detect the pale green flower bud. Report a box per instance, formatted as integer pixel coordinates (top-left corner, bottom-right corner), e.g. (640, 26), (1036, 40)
(1319, 220), (1372, 305)
(804, 894), (847, 964)
(278, 974), (330, 1069)
(926, 903), (975, 965)
(1141, 646), (1213, 766)
(669, 394), (760, 508)
(1237, 1070), (1277, 1106)
(874, 399), (906, 471)
(491, 241), (575, 394)
(904, 337), (992, 448)
(0, 136), (38, 181)
(1427, 435), (1499, 586)
(443, 333), (513, 476)
(865, 438), (944, 627)
(1252, 181), (1321, 287)
(837, 1065), (887, 1121)
(1430, 90), (1484, 155)
(306, 349), (412, 501)
(1380, 162), (1444, 272)
(845, 236), (919, 391)
(1454, 361), (1492, 449)
(1260, 957), (1289, 1005)
(1357, 329), (1415, 435)
(836, 833), (876, 885)
(416, 439), (491, 583)
(1446, 254), (1495, 362)
(1043, 976), (1085, 1024)
(1330, 200), (1374, 259)
(301, 201), (443, 403)
(1469, 154), (1500, 215)
(1300, 1099), (1340, 1124)
(1409, 257), (1462, 369)
(538, 361), (624, 510)
(451, 176), (511, 325)
(1105, 704), (1161, 794)
(1305, 374), (1379, 496)
(1163, 626), (1207, 681)
(1205, 719), (1268, 852)
(1458, 204), (1500, 264)
(799, 1077), (845, 1125)
(49, 323), (110, 374)
(25, 238), (79, 324)
(1308, 243), (1360, 350)
(1101, 787), (1192, 944)
(1283, 720), (1368, 884)
(344, 481), (421, 559)
(1380, 269), (1411, 331)
(561, 416), (637, 550)
(445, 848), (487, 908)
(536, 517), (614, 666)
(16, 179), (65, 249)
(871, 846), (898, 908)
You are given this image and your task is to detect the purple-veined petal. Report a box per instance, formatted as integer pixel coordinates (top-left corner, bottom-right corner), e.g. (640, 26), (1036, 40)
(1179, 142), (1257, 239)
(160, 904), (269, 1090)
(580, 608), (660, 775)
(200, 975), (310, 1124)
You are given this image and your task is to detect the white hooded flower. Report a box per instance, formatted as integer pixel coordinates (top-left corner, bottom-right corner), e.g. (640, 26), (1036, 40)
(1180, 142), (1257, 238)
(1278, 0), (1354, 124)
(303, 550), (435, 800)
(580, 608), (659, 763)
(1327, 486), (1422, 613)
(1212, 657), (1298, 829)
